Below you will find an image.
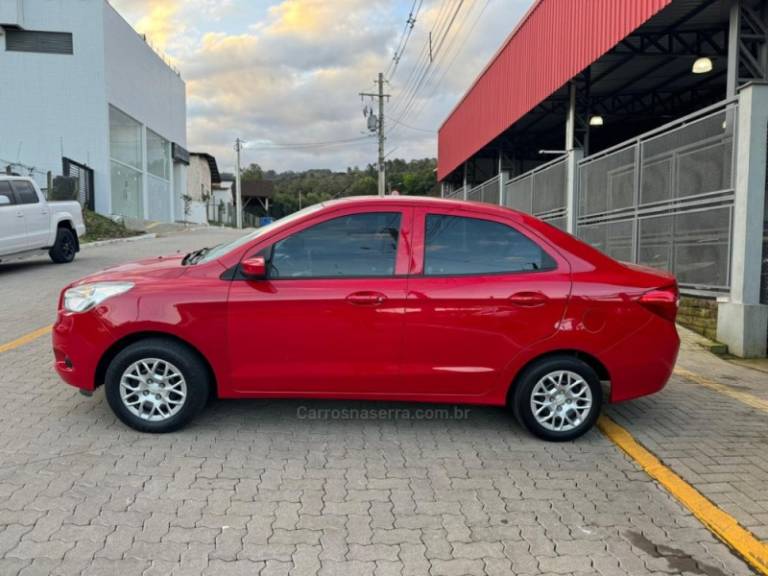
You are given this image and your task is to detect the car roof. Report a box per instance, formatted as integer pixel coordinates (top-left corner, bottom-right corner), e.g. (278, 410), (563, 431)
(323, 195), (528, 221)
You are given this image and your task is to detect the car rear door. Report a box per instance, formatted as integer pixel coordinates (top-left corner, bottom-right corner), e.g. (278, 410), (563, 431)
(401, 207), (572, 398)
(226, 206), (412, 395)
(0, 181), (28, 254)
(11, 180), (50, 249)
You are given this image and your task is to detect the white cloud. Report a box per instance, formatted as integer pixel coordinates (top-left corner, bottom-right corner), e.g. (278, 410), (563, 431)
(110, 0), (533, 173)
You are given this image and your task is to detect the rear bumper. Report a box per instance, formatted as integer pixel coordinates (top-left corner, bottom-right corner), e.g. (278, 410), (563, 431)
(75, 223), (86, 239)
(607, 317), (680, 403)
(52, 310), (112, 391)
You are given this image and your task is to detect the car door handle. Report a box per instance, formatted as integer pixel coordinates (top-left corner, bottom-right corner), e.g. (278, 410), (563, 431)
(508, 291), (549, 307)
(346, 291), (387, 306)
(16, 212), (24, 218)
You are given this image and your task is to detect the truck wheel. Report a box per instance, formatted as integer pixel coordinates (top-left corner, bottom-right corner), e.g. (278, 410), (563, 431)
(49, 228), (77, 263)
(104, 338), (210, 433)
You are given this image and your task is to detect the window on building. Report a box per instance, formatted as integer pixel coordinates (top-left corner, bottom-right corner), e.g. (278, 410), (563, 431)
(10, 181), (39, 204)
(110, 162), (143, 220)
(109, 106), (143, 219)
(147, 129), (170, 180)
(5, 30), (73, 55)
(269, 212), (402, 278)
(109, 107), (142, 171)
(424, 214), (556, 275)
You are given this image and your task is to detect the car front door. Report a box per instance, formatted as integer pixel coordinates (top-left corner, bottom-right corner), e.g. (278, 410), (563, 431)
(0, 181), (28, 255)
(401, 208), (572, 398)
(226, 207), (412, 396)
(11, 180), (49, 249)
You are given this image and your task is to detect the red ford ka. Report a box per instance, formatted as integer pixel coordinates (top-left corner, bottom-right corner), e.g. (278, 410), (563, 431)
(53, 196), (679, 441)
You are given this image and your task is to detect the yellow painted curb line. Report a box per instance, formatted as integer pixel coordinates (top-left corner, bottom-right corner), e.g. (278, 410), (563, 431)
(598, 415), (768, 575)
(674, 367), (768, 414)
(0, 325), (53, 354)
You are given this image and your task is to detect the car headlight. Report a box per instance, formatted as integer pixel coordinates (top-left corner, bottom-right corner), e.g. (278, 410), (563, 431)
(63, 282), (134, 313)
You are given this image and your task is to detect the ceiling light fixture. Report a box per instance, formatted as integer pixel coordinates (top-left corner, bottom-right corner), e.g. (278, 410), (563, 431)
(589, 115), (604, 127)
(692, 57), (713, 74)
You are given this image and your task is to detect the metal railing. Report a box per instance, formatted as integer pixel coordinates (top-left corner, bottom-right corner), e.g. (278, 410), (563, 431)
(443, 186), (465, 200)
(576, 98), (737, 293)
(466, 174), (501, 204)
(505, 155), (568, 230)
(439, 99), (736, 294)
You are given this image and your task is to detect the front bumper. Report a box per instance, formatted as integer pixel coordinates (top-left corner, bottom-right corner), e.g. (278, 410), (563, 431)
(52, 309), (113, 391)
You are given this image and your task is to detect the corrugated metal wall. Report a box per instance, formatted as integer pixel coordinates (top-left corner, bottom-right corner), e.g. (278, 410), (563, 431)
(437, 0), (672, 181)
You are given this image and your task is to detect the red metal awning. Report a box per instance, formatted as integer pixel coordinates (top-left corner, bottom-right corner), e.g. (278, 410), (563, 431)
(437, 0), (672, 181)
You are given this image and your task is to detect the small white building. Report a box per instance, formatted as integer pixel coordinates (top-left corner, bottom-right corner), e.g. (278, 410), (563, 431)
(0, 0), (188, 222)
(185, 153), (220, 225)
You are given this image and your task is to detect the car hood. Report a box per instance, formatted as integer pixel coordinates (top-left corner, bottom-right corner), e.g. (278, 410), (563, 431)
(73, 254), (187, 285)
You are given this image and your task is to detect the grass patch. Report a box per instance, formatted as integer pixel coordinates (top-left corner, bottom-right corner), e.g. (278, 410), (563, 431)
(81, 210), (143, 243)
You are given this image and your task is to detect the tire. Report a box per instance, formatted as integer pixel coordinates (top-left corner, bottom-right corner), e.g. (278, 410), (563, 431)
(512, 355), (603, 442)
(105, 338), (210, 433)
(49, 228), (77, 264)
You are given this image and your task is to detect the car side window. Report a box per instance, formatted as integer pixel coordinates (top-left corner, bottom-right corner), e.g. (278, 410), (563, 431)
(268, 212), (401, 279)
(424, 214), (556, 275)
(0, 181), (16, 206)
(10, 181), (39, 204)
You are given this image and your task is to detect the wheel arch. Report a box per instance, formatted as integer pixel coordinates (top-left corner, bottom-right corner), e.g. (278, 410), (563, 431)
(506, 349), (610, 404)
(55, 219), (80, 251)
(94, 331), (218, 397)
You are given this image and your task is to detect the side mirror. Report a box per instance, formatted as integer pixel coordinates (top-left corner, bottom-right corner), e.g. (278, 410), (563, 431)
(241, 256), (267, 279)
(0, 195), (10, 206)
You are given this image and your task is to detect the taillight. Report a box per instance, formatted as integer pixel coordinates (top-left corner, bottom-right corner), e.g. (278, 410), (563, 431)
(638, 284), (679, 322)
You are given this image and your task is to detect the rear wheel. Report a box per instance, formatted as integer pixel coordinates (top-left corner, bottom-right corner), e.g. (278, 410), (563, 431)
(512, 356), (603, 441)
(105, 338), (210, 433)
(49, 228), (77, 263)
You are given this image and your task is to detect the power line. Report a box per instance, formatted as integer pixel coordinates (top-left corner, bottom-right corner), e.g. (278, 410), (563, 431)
(386, 0), (424, 82)
(242, 135), (374, 151)
(387, 0), (458, 120)
(389, 0), (491, 137)
(388, 0), (467, 129)
(388, 117), (434, 134)
(388, 0), (465, 122)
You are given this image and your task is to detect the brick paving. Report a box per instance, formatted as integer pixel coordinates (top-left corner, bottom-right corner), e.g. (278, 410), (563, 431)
(0, 230), (761, 575)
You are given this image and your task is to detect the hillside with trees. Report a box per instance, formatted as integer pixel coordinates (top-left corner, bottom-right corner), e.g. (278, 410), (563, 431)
(241, 158), (437, 218)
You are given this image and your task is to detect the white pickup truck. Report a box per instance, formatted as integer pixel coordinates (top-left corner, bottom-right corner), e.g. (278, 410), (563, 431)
(0, 176), (86, 264)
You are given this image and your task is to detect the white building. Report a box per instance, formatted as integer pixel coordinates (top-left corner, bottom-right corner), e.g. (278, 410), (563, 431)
(0, 0), (188, 222)
(185, 153), (220, 225)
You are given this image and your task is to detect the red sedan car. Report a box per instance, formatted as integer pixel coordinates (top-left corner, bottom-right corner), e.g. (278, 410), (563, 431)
(53, 196), (679, 441)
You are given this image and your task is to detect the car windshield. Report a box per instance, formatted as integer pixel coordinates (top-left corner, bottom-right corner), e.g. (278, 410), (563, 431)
(197, 202), (326, 264)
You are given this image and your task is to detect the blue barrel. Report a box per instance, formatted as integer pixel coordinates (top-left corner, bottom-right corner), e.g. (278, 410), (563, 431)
(259, 216), (274, 227)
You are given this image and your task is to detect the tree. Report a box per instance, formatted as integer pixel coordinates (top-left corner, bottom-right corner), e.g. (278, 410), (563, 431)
(241, 163), (263, 181)
(242, 158), (437, 219)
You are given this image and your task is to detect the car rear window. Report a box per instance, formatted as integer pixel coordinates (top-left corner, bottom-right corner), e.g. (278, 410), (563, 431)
(424, 214), (556, 275)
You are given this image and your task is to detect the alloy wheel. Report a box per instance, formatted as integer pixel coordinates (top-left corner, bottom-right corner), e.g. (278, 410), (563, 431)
(529, 369), (593, 432)
(119, 358), (187, 422)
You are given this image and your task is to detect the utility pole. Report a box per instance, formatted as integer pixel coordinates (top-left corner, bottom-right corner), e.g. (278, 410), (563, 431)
(360, 73), (390, 196)
(234, 138), (243, 229)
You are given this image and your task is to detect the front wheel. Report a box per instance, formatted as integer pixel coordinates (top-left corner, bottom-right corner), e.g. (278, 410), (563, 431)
(512, 356), (603, 441)
(105, 338), (210, 433)
(49, 228), (77, 263)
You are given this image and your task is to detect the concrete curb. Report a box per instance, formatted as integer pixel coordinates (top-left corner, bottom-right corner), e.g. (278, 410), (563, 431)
(81, 233), (157, 249)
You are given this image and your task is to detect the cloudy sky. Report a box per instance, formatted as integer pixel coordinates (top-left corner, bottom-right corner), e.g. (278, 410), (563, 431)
(110, 0), (533, 174)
